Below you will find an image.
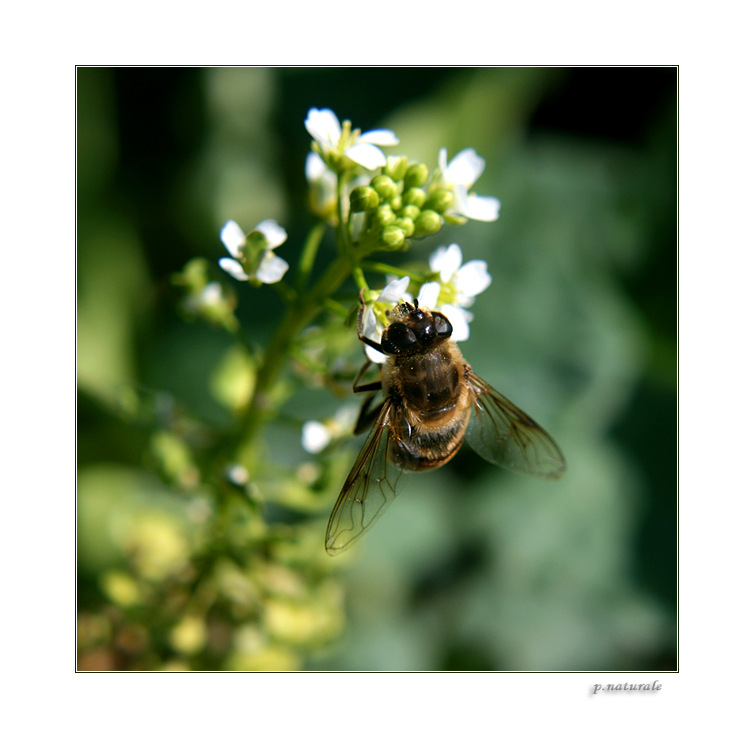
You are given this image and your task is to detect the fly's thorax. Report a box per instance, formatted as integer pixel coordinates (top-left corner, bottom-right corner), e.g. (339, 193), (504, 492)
(383, 341), (468, 419)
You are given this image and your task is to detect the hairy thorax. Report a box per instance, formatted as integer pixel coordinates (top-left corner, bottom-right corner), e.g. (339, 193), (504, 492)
(382, 341), (473, 470)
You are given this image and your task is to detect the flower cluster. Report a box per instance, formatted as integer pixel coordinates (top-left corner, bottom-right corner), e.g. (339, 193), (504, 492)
(306, 108), (501, 251)
(215, 108), (500, 289)
(206, 106), (501, 456)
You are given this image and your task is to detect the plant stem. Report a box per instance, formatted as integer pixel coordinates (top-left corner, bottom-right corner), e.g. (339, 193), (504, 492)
(296, 222), (326, 292)
(236, 250), (356, 457)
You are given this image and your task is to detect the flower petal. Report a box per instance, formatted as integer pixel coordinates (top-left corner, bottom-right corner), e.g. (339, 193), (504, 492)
(365, 344), (387, 364)
(378, 276), (410, 303)
(438, 147), (448, 171)
(219, 257), (249, 281)
(305, 151), (327, 182)
(430, 244), (463, 283)
(254, 219), (287, 248)
(220, 220), (246, 258)
(446, 148), (486, 187)
(302, 420), (332, 454)
(344, 143), (387, 170)
(441, 304), (472, 341)
(362, 306), (378, 339)
(305, 108), (341, 147)
(456, 260), (491, 297)
(198, 282), (223, 306)
(255, 252), (289, 284)
(463, 194), (500, 222)
(359, 129), (399, 146)
(417, 281), (441, 309)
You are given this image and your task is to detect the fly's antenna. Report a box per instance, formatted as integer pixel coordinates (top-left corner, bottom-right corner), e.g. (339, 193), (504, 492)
(413, 297), (419, 309)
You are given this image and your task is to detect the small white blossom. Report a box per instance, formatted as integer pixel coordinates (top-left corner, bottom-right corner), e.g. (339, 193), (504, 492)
(429, 243), (491, 307)
(362, 276), (411, 364)
(302, 420), (332, 454)
(438, 148), (500, 222)
(305, 108), (399, 170)
(226, 464), (249, 485)
(302, 406), (359, 454)
(219, 219), (289, 284)
(306, 151), (338, 206)
(423, 243), (492, 341)
(184, 281), (223, 313)
(306, 151), (356, 224)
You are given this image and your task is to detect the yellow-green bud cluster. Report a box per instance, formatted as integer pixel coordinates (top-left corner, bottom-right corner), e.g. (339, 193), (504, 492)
(353, 156), (449, 251)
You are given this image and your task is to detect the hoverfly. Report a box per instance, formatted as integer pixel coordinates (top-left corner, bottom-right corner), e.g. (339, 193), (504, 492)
(325, 293), (566, 555)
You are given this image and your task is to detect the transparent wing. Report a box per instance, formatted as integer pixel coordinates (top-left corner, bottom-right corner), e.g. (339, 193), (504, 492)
(325, 400), (411, 556)
(465, 370), (566, 479)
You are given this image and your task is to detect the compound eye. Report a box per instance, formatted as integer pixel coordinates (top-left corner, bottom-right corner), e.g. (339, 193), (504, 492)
(381, 323), (418, 355)
(433, 312), (453, 338)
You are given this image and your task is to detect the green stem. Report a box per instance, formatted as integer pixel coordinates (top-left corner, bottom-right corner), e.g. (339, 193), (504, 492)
(336, 172), (350, 255)
(236, 250), (357, 457)
(296, 222), (327, 292)
(352, 266), (369, 292)
(362, 260), (426, 282)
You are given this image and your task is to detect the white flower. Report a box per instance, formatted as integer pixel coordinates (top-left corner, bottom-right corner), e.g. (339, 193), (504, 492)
(362, 276), (411, 364)
(305, 108), (399, 170)
(306, 152), (337, 198)
(302, 406), (359, 454)
(438, 148), (500, 222)
(305, 151), (339, 222)
(302, 420), (332, 454)
(429, 243), (491, 307)
(218, 219), (289, 284)
(424, 243), (491, 341)
(226, 464), (249, 485)
(184, 281), (223, 313)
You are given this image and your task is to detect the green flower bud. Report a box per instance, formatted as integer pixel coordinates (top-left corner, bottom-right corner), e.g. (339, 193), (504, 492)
(400, 204), (421, 221)
(442, 213), (467, 226)
(172, 258), (210, 293)
(373, 204), (396, 228)
(242, 231), (268, 265)
(384, 156), (408, 182)
(393, 217), (415, 237)
(413, 210), (443, 238)
(381, 225), (406, 250)
(370, 175), (398, 201)
(390, 196), (403, 211)
(404, 163), (429, 188)
(426, 188), (454, 213)
(350, 185), (380, 213)
(402, 187), (427, 209)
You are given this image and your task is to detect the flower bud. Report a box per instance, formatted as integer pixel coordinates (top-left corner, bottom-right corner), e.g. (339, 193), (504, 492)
(384, 156), (408, 182)
(412, 210), (443, 238)
(402, 187), (427, 209)
(381, 225), (406, 250)
(442, 213), (467, 226)
(241, 231), (268, 266)
(404, 163), (429, 188)
(350, 185), (380, 213)
(400, 204), (421, 221)
(390, 196), (403, 211)
(370, 175), (398, 201)
(426, 188), (454, 213)
(393, 217), (415, 237)
(373, 204), (396, 228)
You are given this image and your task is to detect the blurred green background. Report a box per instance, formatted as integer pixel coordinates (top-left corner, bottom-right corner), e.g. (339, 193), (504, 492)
(77, 66), (677, 671)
